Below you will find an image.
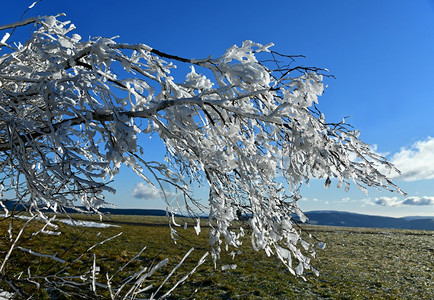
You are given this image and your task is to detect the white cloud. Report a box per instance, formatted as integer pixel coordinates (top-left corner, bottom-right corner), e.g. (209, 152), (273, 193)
(372, 196), (434, 207)
(386, 137), (434, 181)
(402, 196), (434, 206)
(372, 196), (402, 207)
(131, 183), (161, 200)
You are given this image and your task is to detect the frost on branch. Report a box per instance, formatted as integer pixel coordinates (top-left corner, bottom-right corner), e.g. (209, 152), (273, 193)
(0, 14), (404, 284)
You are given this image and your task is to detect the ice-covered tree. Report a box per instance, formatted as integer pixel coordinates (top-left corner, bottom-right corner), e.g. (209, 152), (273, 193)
(0, 14), (403, 298)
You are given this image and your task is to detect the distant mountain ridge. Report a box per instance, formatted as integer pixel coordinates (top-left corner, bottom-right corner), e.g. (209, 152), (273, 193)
(304, 210), (434, 231)
(402, 215), (434, 221)
(1, 201), (433, 230)
(0, 201), (168, 217)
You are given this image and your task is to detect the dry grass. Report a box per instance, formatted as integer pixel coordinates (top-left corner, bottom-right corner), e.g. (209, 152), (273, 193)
(0, 214), (432, 299)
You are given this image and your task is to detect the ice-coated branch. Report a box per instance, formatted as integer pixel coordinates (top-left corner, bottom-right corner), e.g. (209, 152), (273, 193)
(0, 215), (35, 274)
(0, 14), (404, 296)
(0, 16), (38, 32)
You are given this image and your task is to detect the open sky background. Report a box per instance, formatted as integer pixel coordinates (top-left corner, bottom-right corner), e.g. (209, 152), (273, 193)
(3, 0), (434, 217)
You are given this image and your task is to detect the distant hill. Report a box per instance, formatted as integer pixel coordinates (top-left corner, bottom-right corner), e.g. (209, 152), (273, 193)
(304, 210), (434, 231)
(99, 207), (168, 216)
(0, 200), (168, 217)
(1, 201), (433, 230)
(402, 215), (434, 221)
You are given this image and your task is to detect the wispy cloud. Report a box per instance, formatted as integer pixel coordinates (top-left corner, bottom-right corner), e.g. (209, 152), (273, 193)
(371, 196), (434, 207)
(341, 197), (351, 203)
(386, 137), (434, 181)
(131, 183), (161, 200)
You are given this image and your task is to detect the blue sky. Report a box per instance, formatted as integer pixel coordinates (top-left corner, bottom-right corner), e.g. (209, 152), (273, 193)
(4, 0), (434, 217)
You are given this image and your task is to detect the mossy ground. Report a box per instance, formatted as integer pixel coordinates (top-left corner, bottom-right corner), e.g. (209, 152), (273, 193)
(0, 214), (432, 299)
